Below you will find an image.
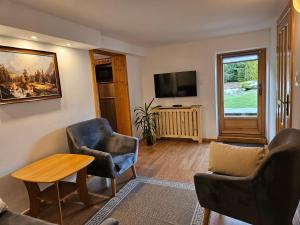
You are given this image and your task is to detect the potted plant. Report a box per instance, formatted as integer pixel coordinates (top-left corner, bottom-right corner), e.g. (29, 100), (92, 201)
(134, 98), (157, 145)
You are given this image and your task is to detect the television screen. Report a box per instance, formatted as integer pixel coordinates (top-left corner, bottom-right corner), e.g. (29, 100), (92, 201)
(154, 71), (197, 98)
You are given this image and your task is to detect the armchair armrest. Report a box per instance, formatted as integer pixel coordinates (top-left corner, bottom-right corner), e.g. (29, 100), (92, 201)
(107, 132), (139, 154)
(80, 146), (115, 170)
(194, 172), (256, 219)
(100, 218), (119, 225)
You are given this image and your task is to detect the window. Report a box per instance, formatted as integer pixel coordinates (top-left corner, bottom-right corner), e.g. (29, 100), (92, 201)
(222, 54), (259, 117)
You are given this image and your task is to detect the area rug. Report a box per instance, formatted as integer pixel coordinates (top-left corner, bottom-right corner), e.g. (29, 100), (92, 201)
(85, 177), (203, 225)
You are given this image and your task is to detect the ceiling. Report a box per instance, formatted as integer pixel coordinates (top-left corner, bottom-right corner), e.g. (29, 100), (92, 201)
(14, 0), (288, 47)
(0, 25), (95, 49)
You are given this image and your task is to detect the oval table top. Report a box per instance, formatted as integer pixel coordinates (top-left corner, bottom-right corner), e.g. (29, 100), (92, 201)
(11, 154), (94, 183)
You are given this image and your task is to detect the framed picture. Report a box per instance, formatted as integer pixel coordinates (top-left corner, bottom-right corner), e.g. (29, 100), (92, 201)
(0, 46), (62, 104)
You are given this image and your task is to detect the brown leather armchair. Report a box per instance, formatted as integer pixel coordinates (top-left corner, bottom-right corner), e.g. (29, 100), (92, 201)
(194, 128), (300, 225)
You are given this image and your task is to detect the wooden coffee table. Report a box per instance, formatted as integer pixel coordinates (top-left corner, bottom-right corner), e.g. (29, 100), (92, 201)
(11, 154), (95, 225)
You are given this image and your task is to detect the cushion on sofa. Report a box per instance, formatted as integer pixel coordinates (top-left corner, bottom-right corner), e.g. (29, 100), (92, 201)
(208, 142), (268, 177)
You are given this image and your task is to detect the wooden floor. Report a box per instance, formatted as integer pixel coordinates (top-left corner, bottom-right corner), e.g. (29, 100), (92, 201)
(35, 139), (300, 225)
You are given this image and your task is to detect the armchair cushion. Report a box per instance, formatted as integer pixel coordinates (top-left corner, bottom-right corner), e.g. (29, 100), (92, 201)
(209, 142), (268, 177)
(111, 153), (135, 173)
(106, 133), (138, 155)
(80, 146), (117, 178)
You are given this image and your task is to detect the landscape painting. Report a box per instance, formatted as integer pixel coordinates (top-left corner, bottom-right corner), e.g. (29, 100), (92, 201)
(0, 46), (62, 104)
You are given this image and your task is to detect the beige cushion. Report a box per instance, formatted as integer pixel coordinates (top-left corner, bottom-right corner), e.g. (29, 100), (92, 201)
(208, 142), (268, 177)
(0, 198), (8, 214)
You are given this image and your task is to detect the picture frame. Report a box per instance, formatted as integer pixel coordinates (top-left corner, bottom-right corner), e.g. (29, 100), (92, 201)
(0, 46), (62, 105)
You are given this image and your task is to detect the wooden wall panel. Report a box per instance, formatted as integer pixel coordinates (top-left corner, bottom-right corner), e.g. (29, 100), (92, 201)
(276, 2), (294, 132)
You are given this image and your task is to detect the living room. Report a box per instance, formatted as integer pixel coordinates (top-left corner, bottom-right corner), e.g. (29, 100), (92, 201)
(1, 0), (300, 225)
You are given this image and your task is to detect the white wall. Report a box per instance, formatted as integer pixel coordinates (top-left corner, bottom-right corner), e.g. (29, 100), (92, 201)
(0, 0), (101, 48)
(0, 36), (96, 212)
(293, 12), (300, 128)
(141, 29), (271, 139)
(0, 35), (144, 212)
(0, 0), (146, 55)
(126, 55), (143, 135)
(267, 23), (278, 141)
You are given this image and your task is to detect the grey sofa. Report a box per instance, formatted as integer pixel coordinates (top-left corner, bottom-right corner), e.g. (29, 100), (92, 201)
(0, 211), (119, 225)
(0, 211), (55, 225)
(67, 118), (139, 196)
(194, 128), (300, 225)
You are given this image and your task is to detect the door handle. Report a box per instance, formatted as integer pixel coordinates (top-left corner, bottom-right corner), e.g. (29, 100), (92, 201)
(258, 83), (262, 95)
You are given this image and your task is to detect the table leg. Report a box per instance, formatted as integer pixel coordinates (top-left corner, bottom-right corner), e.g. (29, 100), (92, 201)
(24, 182), (41, 217)
(76, 167), (92, 206)
(54, 181), (63, 225)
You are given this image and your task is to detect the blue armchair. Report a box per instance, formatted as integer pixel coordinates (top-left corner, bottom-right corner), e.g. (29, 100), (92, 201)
(66, 118), (139, 196)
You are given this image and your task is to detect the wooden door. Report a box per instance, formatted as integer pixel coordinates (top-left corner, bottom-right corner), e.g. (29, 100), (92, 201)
(217, 49), (267, 144)
(276, 3), (294, 132)
(112, 55), (132, 136)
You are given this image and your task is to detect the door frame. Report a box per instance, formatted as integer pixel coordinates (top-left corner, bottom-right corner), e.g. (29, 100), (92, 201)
(276, 2), (295, 133)
(89, 50), (101, 118)
(217, 48), (267, 144)
(89, 49), (132, 136)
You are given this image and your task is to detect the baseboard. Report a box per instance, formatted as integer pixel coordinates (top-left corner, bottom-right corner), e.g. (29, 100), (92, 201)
(21, 208), (29, 215)
(202, 138), (217, 143)
(218, 135), (267, 144)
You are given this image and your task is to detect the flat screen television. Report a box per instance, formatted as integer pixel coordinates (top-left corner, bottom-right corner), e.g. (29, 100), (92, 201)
(154, 71), (197, 98)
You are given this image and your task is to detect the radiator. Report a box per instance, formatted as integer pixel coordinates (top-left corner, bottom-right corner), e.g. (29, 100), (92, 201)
(153, 105), (202, 143)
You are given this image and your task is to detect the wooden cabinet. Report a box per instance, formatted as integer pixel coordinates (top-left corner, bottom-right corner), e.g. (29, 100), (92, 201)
(98, 83), (117, 130)
(91, 51), (132, 136)
(112, 55), (132, 136)
(276, 3), (294, 132)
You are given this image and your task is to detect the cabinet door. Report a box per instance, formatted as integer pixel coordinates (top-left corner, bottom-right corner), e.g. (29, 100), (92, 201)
(100, 99), (117, 131)
(112, 55), (132, 136)
(276, 4), (294, 132)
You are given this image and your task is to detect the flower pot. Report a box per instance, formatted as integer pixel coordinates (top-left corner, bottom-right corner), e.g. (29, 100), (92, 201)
(146, 135), (154, 146)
